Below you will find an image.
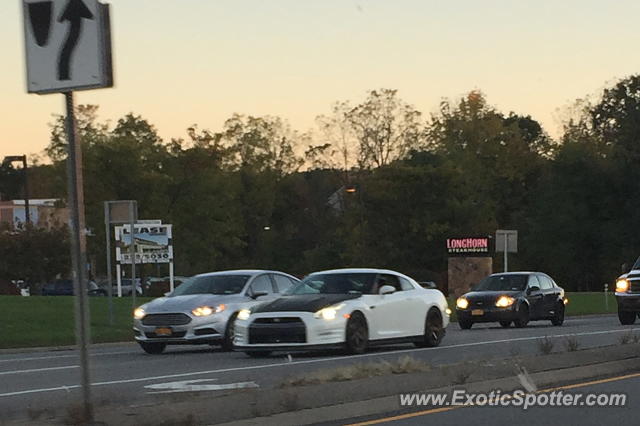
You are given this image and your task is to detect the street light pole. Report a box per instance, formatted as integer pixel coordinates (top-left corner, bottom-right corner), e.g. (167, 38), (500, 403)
(2, 155), (30, 224)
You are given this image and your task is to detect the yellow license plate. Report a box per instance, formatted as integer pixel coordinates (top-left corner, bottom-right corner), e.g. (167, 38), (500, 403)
(471, 309), (484, 316)
(155, 327), (172, 336)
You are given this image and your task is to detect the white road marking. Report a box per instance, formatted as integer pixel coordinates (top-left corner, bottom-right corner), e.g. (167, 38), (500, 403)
(0, 365), (78, 376)
(1, 325), (638, 398)
(0, 350), (135, 364)
(145, 379), (258, 394)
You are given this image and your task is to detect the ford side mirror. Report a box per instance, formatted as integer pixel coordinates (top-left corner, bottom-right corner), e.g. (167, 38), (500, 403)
(379, 285), (396, 295)
(251, 291), (269, 299)
(527, 286), (540, 295)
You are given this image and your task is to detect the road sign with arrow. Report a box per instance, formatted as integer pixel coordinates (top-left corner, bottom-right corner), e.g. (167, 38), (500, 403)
(22, 0), (112, 94)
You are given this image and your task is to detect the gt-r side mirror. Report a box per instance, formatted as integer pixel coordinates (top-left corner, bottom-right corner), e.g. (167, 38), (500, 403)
(527, 286), (540, 295)
(379, 285), (396, 296)
(250, 291), (269, 299)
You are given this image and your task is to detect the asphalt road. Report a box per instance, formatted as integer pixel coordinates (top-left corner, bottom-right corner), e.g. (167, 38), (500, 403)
(0, 314), (638, 422)
(343, 373), (640, 426)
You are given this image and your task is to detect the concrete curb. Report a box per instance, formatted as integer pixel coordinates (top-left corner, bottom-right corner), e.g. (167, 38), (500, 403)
(218, 357), (640, 426)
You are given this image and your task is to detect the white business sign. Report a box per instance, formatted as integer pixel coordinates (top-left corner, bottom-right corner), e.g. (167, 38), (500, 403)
(22, 0), (113, 94)
(115, 223), (173, 264)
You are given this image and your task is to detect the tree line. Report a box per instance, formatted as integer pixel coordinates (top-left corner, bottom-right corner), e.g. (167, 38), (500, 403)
(3, 77), (640, 292)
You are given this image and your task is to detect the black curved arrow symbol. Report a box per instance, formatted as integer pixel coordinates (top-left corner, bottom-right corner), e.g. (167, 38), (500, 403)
(57, 0), (94, 81)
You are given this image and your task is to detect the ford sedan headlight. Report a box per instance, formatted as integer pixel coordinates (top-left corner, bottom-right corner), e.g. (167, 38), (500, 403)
(133, 307), (145, 320)
(495, 296), (515, 308)
(616, 279), (630, 292)
(456, 297), (469, 310)
(314, 304), (345, 320)
(192, 304), (225, 317)
(237, 309), (251, 321)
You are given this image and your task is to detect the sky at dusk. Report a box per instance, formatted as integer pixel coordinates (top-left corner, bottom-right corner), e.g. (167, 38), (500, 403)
(2, 0), (640, 160)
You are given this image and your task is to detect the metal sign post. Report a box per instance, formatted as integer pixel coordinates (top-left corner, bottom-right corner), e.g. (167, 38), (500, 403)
(64, 90), (92, 422)
(495, 230), (518, 272)
(22, 2), (113, 422)
(103, 202), (113, 324)
(129, 202), (137, 308)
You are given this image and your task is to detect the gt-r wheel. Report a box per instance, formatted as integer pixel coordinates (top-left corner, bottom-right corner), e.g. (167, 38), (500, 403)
(245, 351), (272, 358)
(618, 310), (637, 325)
(415, 308), (444, 347)
(551, 303), (565, 326)
(138, 342), (166, 354)
(221, 313), (238, 351)
(345, 312), (369, 354)
(514, 304), (529, 328)
(499, 321), (511, 328)
(459, 319), (473, 329)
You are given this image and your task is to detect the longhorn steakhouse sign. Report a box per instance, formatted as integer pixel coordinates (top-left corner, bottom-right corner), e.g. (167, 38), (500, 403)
(446, 236), (492, 256)
(446, 236), (493, 298)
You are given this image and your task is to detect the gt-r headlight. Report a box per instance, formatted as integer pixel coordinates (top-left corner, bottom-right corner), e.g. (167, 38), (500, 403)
(456, 297), (469, 310)
(495, 296), (515, 308)
(314, 304), (345, 320)
(237, 309), (251, 321)
(133, 307), (146, 320)
(616, 279), (630, 292)
(192, 304), (225, 317)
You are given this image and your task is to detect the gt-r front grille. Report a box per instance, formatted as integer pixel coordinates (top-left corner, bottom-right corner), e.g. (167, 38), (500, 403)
(142, 313), (191, 326)
(248, 318), (306, 344)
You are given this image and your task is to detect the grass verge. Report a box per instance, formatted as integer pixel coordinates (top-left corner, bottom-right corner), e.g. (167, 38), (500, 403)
(0, 292), (620, 349)
(0, 296), (153, 349)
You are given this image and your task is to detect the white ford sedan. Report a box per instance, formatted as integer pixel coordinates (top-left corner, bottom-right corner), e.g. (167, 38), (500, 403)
(234, 268), (449, 356)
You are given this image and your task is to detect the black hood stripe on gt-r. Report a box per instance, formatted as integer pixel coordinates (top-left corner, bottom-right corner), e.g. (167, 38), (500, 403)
(252, 294), (362, 313)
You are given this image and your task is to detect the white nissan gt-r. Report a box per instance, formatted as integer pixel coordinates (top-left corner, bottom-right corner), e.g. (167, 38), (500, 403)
(234, 268), (450, 356)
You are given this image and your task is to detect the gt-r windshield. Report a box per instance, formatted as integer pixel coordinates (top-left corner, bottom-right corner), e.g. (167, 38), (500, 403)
(285, 273), (376, 295)
(170, 275), (250, 296)
(475, 274), (527, 292)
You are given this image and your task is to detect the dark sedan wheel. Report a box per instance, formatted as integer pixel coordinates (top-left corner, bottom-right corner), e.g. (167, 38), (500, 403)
(514, 304), (529, 328)
(618, 310), (637, 325)
(221, 313), (238, 351)
(138, 342), (166, 354)
(499, 321), (511, 328)
(459, 319), (473, 330)
(415, 308), (444, 347)
(551, 303), (565, 326)
(345, 312), (369, 354)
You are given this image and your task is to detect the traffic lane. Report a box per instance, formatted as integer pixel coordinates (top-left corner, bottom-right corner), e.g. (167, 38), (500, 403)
(350, 373), (640, 426)
(0, 314), (625, 368)
(1, 315), (637, 395)
(0, 317), (637, 421)
(1, 317), (637, 412)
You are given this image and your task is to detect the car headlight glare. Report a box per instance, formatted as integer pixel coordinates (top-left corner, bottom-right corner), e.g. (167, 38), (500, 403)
(495, 296), (515, 308)
(133, 307), (145, 320)
(314, 304), (345, 320)
(456, 297), (469, 310)
(616, 279), (630, 293)
(192, 304), (225, 317)
(237, 309), (251, 321)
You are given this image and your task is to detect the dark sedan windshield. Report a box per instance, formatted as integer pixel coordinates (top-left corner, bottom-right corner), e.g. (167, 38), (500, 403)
(170, 275), (250, 296)
(475, 274), (527, 292)
(285, 273), (376, 295)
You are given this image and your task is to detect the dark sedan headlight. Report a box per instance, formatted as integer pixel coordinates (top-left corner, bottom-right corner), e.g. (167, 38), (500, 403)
(495, 296), (515, 308)
(616, 279), (630, 292)
(456, 297), (469, 309)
